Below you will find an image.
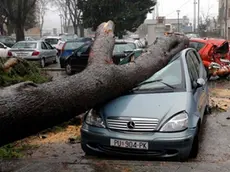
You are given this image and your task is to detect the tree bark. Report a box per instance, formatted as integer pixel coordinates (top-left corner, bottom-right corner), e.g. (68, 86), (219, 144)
(15, 22), (25, 41)
(0, 21), (189, 146)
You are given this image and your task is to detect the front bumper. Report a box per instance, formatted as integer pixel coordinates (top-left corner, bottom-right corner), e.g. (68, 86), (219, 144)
(81, 124), (196, 158)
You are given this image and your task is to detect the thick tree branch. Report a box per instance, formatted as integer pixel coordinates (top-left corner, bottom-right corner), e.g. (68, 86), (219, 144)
(0, 21), (188, 146)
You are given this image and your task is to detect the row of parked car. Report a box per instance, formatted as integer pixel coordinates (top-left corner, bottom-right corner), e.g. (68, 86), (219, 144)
(0, 33), (227, 161)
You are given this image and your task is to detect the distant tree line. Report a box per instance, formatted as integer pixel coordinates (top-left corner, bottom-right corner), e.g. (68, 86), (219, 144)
(54, 0), (156, 38)
(0, 0), (156, 41)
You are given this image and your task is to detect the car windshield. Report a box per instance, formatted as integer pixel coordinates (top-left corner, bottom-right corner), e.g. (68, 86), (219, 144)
(64, 42), (85, 50)
(61, 34), (78, 41)
(0, 37), (6, 42)
(113, 43), (135, 53)
(127, 43), (136, 49)
(12, 42), (37, 49)
(44, 38), (59, 45)
(189, 42), (205, 51)
(134, 57), (183, 91)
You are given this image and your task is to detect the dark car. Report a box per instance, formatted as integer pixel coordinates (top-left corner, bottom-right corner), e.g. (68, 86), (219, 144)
(59, 39), (93, 64)
(61, 40), (143, 75)
(81, 48), (210, 161)
(0, 36), (16, 48)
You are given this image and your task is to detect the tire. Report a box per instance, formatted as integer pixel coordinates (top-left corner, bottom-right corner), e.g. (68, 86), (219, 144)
(205, 67), (212, 80)
(65, 61), (73, 75)
(204, 105), (212, 115)
(53, 56), (58, 64)
(40, 58), (45, 68)
(219, 74), (230, 80)
(189, 127), (200, 159)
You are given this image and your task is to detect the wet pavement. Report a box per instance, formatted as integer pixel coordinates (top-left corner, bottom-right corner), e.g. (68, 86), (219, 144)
(1, 110), (230, 172)
(1, 68), (230, 171)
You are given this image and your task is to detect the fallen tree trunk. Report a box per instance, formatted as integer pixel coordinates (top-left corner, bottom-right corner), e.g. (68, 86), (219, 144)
(0, 21), (189, 146)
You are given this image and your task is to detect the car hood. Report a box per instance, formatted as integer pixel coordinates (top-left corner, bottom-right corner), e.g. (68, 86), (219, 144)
(101, 92), (188, 122)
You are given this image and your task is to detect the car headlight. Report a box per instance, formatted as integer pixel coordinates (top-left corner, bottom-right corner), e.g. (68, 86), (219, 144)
(160, 112), (188, 132)
(85, 109), (105, 128)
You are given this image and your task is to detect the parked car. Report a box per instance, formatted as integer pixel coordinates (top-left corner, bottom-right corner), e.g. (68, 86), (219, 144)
(9, 41), (58, 68)
(61, 40), (143, 75)
(59, 41), (89, 68)
(186, 33), (200, 38)
(0, 36), (16, 48)
(42, 36), (61, 49)
(59, 37), (94, 59)
(81, 48), (210, 161)
(25, 37), (35, 41)
(189, 38), (230, 79)
(0, 42), (10, 50)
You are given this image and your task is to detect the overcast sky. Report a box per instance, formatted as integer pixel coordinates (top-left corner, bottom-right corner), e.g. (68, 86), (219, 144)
(43, 0), (219, 32)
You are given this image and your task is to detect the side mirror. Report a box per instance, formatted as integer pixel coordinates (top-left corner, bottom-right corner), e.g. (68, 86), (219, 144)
(196, 78), (206, 88)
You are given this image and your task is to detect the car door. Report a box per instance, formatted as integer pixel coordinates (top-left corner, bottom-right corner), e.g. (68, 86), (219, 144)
(186, 51), (205, 119)
(189, 50), (208, 116)
(41, 42), (51, 62)
(71, 44), (90, 68)
(45, 42), (56, 59)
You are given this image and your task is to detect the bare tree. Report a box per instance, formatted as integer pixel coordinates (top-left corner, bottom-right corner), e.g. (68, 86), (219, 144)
(66, 0), (82, 36)
(53, 0), (71, 33)
(198, 12), (220, 38)
(37, 0), (49, 37)
(53, 0), (83, 36)
(0, 0), (37, 41)
(0, 21), (189, 146)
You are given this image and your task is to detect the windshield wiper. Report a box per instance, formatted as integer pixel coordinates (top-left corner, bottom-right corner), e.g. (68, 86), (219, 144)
(133, 79), (175, 91)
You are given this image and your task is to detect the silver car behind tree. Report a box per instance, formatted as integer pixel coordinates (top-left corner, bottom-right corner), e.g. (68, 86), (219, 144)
(9, 40), (58, 68)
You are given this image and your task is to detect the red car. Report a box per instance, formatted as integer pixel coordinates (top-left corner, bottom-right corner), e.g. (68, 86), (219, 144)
(189, 38), (230, 79)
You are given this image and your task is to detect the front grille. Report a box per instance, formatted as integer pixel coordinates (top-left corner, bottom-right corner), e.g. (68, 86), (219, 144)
(98, 145), (164, 156)
(106, 117), (159, 132)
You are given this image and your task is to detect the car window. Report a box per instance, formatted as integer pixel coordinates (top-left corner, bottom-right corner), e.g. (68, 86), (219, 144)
(189, 41), (205, 51)
(113, 43), (134, 53)
(186, 53), (199, 83)
(197, 43), (205, 50)
(64, 42), (85, 50)
(136, 57), (184, 90)
(44, 38), (59, 45)
(127, 43), (136, 49)
(0, 43), (4, 48)
(12, 42), (37, 49)
(44, 42), (53, 49)
(41, 42), (48, 49)
(188, 51), (200, 76)
(78, 44), (90, 54)
(0, 37), (6, 42)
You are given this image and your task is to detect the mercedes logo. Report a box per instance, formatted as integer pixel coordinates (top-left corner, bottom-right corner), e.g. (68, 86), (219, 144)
(127, 121), (135, 129)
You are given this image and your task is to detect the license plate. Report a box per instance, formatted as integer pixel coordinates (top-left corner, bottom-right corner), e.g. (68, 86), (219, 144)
(110, 139), (148, 150)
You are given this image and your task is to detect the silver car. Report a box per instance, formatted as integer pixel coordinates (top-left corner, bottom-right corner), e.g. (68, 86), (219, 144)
(9, 41), (58, 68)
(81, 48), (210, 161)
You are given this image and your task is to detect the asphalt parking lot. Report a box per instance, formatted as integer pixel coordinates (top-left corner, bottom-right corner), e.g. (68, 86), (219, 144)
(1, 66), (230, 172)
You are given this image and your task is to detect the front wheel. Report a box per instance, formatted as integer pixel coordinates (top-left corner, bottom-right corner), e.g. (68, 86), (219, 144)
(65, 62), (74, 75)
(205, 105), (212, 115)
(205, 67), (212, 80)
(40, 58), (45, 68)
(189, 126), (200, 159)
(53, 56), (58, 64)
